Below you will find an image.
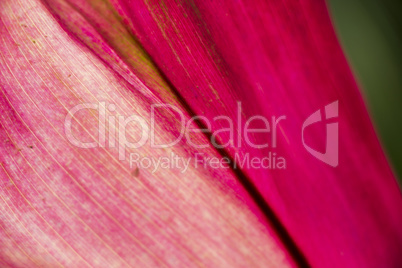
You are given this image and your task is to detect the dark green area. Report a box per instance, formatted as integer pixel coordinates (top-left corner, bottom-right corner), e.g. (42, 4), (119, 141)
(328, 0), (402, 179)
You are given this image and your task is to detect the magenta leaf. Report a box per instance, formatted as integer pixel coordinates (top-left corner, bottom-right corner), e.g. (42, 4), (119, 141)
(1, 0), (401, 267)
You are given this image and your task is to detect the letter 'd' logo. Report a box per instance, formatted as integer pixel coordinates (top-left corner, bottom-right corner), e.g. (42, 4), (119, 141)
(302, 101), (339, 167)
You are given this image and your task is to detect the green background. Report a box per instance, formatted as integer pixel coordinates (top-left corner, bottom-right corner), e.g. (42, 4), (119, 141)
(328, 0), (402, 180)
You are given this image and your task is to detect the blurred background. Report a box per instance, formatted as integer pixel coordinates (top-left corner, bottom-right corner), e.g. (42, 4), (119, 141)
(327, 0), (402, 180)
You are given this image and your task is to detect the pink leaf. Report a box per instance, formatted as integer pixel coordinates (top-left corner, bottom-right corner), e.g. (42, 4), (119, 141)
(0, 0), (401, 267)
